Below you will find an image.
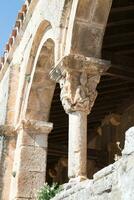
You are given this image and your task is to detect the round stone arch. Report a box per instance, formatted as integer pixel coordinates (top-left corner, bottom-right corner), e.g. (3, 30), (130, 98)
(61, 0), (113, 58)
(71, 0), (113, 57)
(17, 20), (56, 123)
(26, 38), (55, 122)
(9, 38), (56, 200)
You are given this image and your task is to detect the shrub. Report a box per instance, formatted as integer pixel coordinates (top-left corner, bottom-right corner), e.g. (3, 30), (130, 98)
(37, 183), (62, 200)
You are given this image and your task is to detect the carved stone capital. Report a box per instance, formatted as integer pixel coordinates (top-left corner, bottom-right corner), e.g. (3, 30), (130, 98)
(50, 54), (110, 114)
(16, 119), (53, 134)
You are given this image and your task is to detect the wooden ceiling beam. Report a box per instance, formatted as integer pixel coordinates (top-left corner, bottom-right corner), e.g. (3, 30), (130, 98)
(103, 39), (134, 48)
(97, 80), (130, 89)
(100, 76), (117, 82)
(103, 32), (134, 45)
(103, 53), (134, 70)
(98, 85), (134, 94)
(113, 49), (134, 55)
(111, 5), (134, 13)
(105, 24), (134, 37)
(107, 19), (134, 27)
(104, 72), (134, 82)
(47, 144), (108, 161)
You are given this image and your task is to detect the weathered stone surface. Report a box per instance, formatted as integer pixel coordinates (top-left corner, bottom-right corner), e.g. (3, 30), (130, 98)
(16, 171), (45, 198)
(1, 136), (16, 200)
(92, 0), (112, 25)
(16, 120), (52, 148)
(68, 111), (87, 179)
(35, 133), (48, 147)
(52, 180), (92, 200)
(0, 0), (122, 198)
(71, 0), (112, 57)
(6, 110), (16, 124)
(52, 127), (134, 200)
(122, 127), (134, 155)
(17, 129), (35, 147)
(9, 120), (52, 200)
(0, 68), (10, 125)
(76, 0), (94, 20)
(72, 23), (104, 57)
(93, 163), (115, 180)
(50, 54), (109, 114)
(17, 119), (53, 134)
(50, 55), (109, 180)
(92, 173), (113, 195)
(18, 146), (47, 172)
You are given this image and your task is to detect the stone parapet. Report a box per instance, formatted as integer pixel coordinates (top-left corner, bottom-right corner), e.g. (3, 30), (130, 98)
(122, 127), (134, 155)
(52, 127), (134, 200)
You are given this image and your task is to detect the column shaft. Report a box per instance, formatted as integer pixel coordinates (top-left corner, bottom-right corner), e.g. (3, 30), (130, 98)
(68, 111), (87, 180)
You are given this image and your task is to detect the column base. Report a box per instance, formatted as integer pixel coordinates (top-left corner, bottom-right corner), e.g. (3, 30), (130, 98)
(69, 176), (87, 183)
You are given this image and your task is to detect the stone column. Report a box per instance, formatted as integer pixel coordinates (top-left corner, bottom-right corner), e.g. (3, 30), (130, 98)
(50, 54), (110, 181)
(68, 111), (87, 180)
(9, 119), (53, 200)
(0, 125), (16, 200)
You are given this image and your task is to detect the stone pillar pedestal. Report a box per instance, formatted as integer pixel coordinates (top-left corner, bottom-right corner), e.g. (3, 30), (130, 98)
(9, 120), (53, 200)
(50, 54), (110, 182)
(69, 111), (87, 180)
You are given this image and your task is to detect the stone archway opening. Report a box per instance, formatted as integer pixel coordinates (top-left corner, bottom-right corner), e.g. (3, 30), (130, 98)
(47, 83), (68, 185)
(26, 38), (55, 121)
(9, 38), (56, 200)
(88, 0), (134, 167)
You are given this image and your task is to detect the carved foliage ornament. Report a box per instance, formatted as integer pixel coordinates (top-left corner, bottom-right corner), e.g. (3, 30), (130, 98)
(50, 55), (110, 114)
(59, 70), (100, 114)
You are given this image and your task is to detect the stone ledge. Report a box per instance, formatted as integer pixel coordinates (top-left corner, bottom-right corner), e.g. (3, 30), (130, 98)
(52, 127), (134, 200)
(52, 180), (92, 200)
(16, 119), (53, 134)
(122, 127), (134, 155)
(93, 163), (115, 181)
(50, 54), (110, 82)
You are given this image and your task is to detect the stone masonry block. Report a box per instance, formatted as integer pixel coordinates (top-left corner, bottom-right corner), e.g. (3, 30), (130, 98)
(17, 130), (35, 147)
(93, 164), (115, 180)
(72, 23), (103, 57)
(18, 146), (47, 172)
(92, 0), (112, 25)
(35, 133), (48, 148)
(122, 127), (134, 155)
(16, 171), (45, 198)
(76, 0), (93, 20)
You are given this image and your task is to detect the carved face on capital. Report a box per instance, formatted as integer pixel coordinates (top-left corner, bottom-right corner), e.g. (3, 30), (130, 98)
(87, 74), (100, 92)
(80, 72), (88, 86)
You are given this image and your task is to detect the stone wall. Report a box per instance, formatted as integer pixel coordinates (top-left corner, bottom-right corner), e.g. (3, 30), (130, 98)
(52, 127), (134, 200)
(0, 136), (4, 199)
(0, 67), (10, 199)
(0, 68), (10, 125)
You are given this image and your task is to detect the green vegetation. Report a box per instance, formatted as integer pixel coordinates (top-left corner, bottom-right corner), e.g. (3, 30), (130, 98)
(37, 183), (62, 200)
